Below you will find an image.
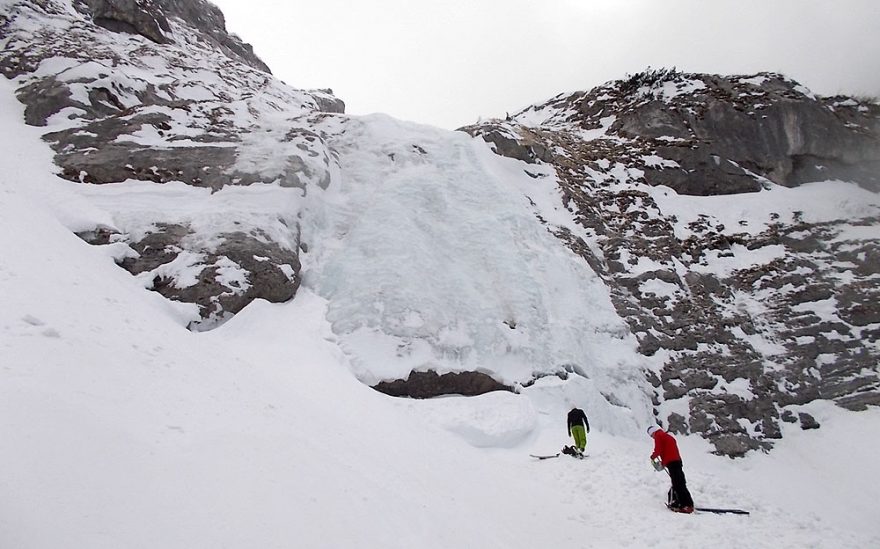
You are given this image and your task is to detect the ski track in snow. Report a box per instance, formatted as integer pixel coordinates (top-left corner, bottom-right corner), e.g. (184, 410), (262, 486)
(1, 70), (879, 548)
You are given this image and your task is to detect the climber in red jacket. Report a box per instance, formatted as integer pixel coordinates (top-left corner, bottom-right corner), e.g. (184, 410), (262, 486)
(648, 425), (694, 513)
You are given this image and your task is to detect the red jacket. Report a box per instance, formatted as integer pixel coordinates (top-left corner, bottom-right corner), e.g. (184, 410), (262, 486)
(650, 430), (682, 466)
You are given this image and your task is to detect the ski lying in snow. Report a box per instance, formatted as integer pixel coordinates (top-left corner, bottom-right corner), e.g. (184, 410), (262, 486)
(695, 507), (750, 515)
(668, 504), (749, 515)
(530, 453), (586, 460)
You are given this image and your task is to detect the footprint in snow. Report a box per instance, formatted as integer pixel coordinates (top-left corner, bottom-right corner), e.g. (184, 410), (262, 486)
(20, 315), (61, 338)
(22, 315), (45, 327)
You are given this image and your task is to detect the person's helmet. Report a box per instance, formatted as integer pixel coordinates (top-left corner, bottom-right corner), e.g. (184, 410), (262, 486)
(647, 425), (661, 436)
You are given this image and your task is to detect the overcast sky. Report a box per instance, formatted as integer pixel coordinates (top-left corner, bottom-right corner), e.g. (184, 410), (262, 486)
(211, 0), (880, 129)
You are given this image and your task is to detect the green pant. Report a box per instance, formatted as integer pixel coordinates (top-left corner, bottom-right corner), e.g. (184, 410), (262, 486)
(570, 425), (587, 451)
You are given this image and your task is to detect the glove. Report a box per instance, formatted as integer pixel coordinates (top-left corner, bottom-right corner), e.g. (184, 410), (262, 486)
(651, 458), (664, 472)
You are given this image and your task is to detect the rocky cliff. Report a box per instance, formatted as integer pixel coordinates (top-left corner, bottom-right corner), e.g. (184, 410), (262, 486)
(463, 68), (880, 455)
(1, 0), (343, 328)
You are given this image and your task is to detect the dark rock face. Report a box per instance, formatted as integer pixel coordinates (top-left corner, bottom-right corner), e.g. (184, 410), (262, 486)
(373, 370), (515, 399)
(16, 76), (75, 127)
(83, 0), (270, 72)
(3, 0), (343, 327)
(311, 89), (346, 115)
(472, 69), (880, 197)
(117, 225), (301, 328)
(464, 69), (880, 456)
(88, 0), (172, 44)
(42, 113), (335, 189)
(471, 123), (552, 164)
(157, 0), (272, 73)
(77, 222), (302, 329)
(798, 412), (820, 430)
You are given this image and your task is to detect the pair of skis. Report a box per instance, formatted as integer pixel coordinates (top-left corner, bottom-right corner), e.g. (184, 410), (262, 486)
(530, 445), (586, 460)
(529, 452), (585, 460)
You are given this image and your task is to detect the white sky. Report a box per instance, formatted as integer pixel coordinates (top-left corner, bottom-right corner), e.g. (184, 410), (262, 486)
(210, 0), (880, 129)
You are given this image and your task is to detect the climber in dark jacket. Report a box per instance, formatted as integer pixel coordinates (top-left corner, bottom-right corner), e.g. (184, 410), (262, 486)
(567, 407), (590, 455)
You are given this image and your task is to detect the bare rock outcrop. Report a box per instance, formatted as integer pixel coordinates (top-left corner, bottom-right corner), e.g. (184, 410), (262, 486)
(373, 370), (515, 399)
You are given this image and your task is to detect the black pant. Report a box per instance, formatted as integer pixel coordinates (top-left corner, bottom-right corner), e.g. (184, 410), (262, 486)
(666, 460), (694, 508)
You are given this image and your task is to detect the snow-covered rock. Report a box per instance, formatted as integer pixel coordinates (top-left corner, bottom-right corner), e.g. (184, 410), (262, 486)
(464, 68), (880, 456)
(1, 0), (342, 327)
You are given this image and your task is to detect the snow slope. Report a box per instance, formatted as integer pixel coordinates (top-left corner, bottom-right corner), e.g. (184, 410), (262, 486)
(1, 74), (879, 549)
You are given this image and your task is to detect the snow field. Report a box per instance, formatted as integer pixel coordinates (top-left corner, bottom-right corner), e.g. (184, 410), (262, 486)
(2, 75), (879, 548)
